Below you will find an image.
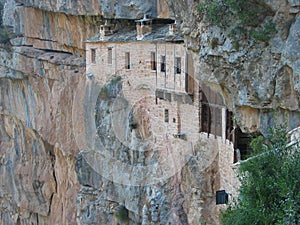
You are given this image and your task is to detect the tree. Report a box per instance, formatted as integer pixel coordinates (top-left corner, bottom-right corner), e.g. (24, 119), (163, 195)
(221, 125), (300, 225)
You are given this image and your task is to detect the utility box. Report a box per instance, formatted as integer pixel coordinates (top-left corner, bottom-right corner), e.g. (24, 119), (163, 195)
(216, 190), (228, 205)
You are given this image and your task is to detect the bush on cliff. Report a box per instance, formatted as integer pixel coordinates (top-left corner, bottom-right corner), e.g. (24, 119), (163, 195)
(221, 124), (300, 224)
(198, 0), (276, 43)
(0, 1), (11, 44)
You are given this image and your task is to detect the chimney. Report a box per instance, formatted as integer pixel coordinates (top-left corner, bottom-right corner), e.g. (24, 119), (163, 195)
(100, 20), (114, 41)
(135, 14), (152, 40)
(169, 21), (177, 36)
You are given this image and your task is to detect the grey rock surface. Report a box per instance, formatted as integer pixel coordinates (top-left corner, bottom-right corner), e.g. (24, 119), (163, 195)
(171, 0), (300, 133)
(16, 0), (157, 18)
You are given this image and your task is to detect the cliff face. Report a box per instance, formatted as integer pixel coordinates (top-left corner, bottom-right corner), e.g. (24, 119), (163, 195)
(0, 0), (299, 224)
(0, 45), (84, 224)
(170, 0), (300, 134)
(1, 2), (88, 223)
(7, 0), (164, 18)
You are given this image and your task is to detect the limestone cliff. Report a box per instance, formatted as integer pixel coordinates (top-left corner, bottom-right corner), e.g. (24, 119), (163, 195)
(0, 45), (84, 224)
(169, 0), (300, 134)
(0, 0), (299, 225)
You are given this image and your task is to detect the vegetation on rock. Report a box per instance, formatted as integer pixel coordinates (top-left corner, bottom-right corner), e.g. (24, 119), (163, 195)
(0, 26), (11, 44)
(115, 205), (129, 222)
(198, 0), (276, 43)
(98, 85), (109, 100)
(0, 1), (3, 26)
(98, 76), (122, 100)
(0, 1), (11, 44)
(221, 124), (300, 224)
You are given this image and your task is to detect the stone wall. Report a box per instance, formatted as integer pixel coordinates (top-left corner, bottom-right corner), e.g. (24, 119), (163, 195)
(86, 40), (201, 147)
(75, 38), (240, 224)
(86, 41), (187, 91)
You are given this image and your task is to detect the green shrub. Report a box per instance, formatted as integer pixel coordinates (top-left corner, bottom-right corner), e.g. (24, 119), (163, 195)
(250, 20), (277, 43)
(0, 1), (3, 26)
(115, 206), (129, 222)
(211, 37), (219, 49)
(198, 0), (276, 43)
(98, 86), (108, 99)
(221, 124), (300, 224)
(233, 40), (239, 51)
(0, 2), (11, 45)
(111, 76), (122, 85)
(198, 0), (226, 26)
(0, 26), (11, 44)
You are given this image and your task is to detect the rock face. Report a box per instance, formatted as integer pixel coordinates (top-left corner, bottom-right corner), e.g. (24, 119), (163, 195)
(11, 0), (164, 18)
(171, 0), (300, 135)
(0, 44), (84, 224)
(73, 77), (238, 224)
(0, 115), (56, 221)
(4, 1), (100, 55)
(0, 0), (299, 224)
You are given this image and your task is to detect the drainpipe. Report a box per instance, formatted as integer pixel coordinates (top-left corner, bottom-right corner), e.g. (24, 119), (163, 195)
(173, 44), (175, 90)
(222, 107), (226, 142)
(164, 43), (166, 88)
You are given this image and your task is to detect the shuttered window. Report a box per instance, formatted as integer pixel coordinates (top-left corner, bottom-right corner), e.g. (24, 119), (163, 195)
(107, 47), (112, 64)
(91, 49), (96, 64)
(151, 52), (156, 70)
(161, 55), (166, 72)
(164, 109), (169, 123)
(125, 52), (130, 69)
(175, 57), (181, 74)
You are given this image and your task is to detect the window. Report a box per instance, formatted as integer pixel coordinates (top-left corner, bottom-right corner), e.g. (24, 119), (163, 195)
(151, 52), (156, 70)
(235, 127), (253, 160)
(91, 49), (96, 64)
(226, 110), (234, 142)
(185, 73), (194, 95)
(200, 84), (228, 138)
(125, 52), (130, 69)
(164, 109), (169, 123)
(107, 47), (112, 64)
(161, 55), (166, 72)
(201, 101), (211, 134)
(175, 57), (181, 74)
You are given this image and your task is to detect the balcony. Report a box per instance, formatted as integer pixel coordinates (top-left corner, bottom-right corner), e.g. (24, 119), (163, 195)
(155, 88), (193, 104)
